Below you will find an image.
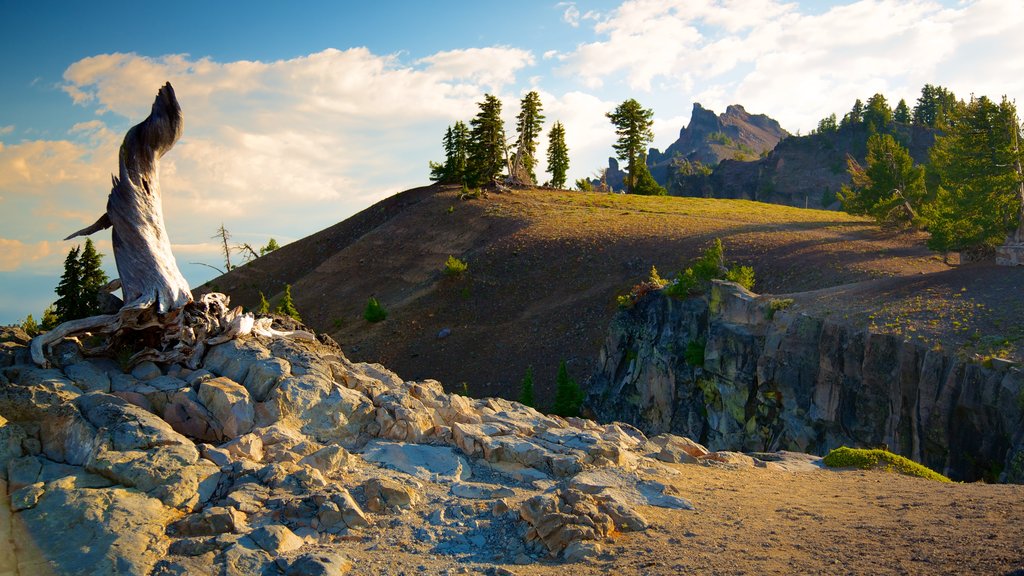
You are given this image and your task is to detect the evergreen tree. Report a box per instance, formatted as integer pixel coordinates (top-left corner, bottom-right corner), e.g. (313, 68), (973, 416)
(817, 113), (838, 133)
(912, 84), (957, 127)
(923, 95), (1023, 254)
(259, 238), (280, 256)
(256, 291), (270, 315)
(551, 360), (584, 417)
(275, 284), (301, 321)
(631, 154), (667, 196)
(894, 99), (911, 124)
(518, 365), (535, 407)
(841, 98), (865, 127)
(546, 121), (569, 189)
(21, 314), (40, 337)
(838, 133), (925, 225)
(512, 91), (545, 183)
(467, 95), (507, 186)
(607, 99), (655, 194)
(79, 239), (108, 317)
(364, 297), (387, 323)
(40, 306), (59, 331)
(429, 122), (470, 184)
(863, 94), (893, 131)
(54, 246), (82, 322)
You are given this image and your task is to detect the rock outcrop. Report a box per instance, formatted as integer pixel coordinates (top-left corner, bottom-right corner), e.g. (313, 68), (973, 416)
(1, 326), (783, 574)
(588, 281), (1024, 483)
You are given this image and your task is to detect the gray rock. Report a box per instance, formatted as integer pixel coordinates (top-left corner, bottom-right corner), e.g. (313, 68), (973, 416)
(172, 506), (248, 537)
(65, 362), (111, 393)
(198, 377), (255, 440)
(286, 552), (352, 576)
(7, 454), (42, 491)
(9, 481), (44, 511)
(131, 361), (162, 381)
(249, 524), (304, 554)
(450, 482), (515, 500)
(361, 440), (471, 482)
(363, 477), (419, 512)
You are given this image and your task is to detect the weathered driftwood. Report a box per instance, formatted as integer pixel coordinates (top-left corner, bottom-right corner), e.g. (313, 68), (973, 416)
(31, 83), (312, 368)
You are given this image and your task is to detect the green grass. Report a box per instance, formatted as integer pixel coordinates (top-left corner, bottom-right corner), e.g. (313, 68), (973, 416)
(823, 446), (951, 482)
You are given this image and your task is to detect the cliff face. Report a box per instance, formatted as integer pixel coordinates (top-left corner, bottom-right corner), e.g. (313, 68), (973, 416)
(587, 282), (1024, 482)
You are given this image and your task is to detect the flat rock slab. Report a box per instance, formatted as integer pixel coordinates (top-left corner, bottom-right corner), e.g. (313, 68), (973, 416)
(450, 482), (515, 500)
(570, 468), (694, 510)
(361, 440), (471, 482)
(747, 450), (825, 472)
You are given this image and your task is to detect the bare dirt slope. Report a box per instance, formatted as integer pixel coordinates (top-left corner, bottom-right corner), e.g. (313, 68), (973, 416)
(206, 184), (960, 406)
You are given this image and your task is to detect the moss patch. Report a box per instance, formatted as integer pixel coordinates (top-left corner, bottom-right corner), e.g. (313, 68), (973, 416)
(823, 446), (951, 482)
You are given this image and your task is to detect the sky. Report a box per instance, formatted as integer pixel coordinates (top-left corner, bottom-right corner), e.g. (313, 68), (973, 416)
(2, 0), (1023, 324)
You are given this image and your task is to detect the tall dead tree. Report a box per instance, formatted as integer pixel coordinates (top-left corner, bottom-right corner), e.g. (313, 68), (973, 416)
(32, 83), (310, 368)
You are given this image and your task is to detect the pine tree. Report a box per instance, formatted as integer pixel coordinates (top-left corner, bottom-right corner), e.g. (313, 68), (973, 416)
(838, 133), (925, 224)
(518, 365), (535, 407)
(551, 360), (584, 417)
(863, 94), (893, 132)
(431, 121), (470, 184)
(79, 238), (108, 317)
(21, 314), (40, 337)
(40, 306), (59, 331)
(631, 154), (667, 196)
(467, 95), (507, 186)
(512, 91), (545, 183)
(364, 297), (387, 323)
(923, 95), (1023, 254)
(546, 121), (569, 189)
(275, 284), (301, 321)
(842, 98), (864, 127)
(607, 99), (655, 194)
(260, 238), (280, 256)
(817, 113), (838, 133)
(54, 246), (82, 322)
(256, 291), (270, 315)
(912, 84), (957, 127)
(894, 99), (911, 124)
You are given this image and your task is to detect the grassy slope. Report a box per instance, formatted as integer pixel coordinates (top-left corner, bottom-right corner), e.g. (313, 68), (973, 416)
(206, 184), (968, 407)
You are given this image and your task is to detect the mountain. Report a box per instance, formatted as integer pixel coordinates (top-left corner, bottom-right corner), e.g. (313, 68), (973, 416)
(202, 186), (946, 406)
(671, 121), (937, 209)
(605, 103), (788, 190)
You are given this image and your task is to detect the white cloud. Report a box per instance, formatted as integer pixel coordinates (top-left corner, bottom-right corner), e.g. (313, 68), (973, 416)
(0, 238), (57, 272)
(563, 4), (581, 27)
(0, 125), (13, 136)
(558, 0), (1024, 132)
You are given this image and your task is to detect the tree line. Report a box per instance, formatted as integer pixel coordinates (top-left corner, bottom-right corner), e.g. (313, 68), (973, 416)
(430, 93), (667, 195)
(833, 84), (1024, 256)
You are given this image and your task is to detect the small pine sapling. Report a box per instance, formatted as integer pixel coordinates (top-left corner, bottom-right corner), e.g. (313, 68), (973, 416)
(275, 285), (301, 321)
(518, 366), (535, 407)
(364, 297), (387, 323)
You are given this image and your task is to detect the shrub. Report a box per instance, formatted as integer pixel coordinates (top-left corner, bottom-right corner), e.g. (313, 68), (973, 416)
(725, 265), (755, 290)
(822, 446), (951, 482)
(275, 285), (301, 321)
(364, 297), (387, 323)
(765, 298), (794, 320)
(444, 255), (468, 277)
(255, 291), (270, 315)
(21, 314), (40, 337)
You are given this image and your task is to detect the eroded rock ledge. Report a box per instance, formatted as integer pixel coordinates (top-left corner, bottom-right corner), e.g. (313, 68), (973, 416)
(587, 281), (1024, 483)
(0, 326), (814, 575)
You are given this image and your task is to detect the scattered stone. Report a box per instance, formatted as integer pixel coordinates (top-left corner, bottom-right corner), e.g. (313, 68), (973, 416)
(333, 489), (370, 529)
(171, 506), (248, 537)
(201, 444), (233, 467)
(364, 477), (419, 512)
(222, 433), (264, 462)
(437, 328), (452, 339)
(298, 444), (351, 476)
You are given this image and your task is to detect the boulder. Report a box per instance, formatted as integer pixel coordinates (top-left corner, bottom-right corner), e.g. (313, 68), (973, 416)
(286, 552), (352, 576)
(198, 377), (255, 440)
(361, 440), (470, 482)
(297, 444), (350, 477)
(248, 524), (303, 555)
(64, 362), (111, 393)
(172, 506), (248, 537)
(363, 477), (419, 512)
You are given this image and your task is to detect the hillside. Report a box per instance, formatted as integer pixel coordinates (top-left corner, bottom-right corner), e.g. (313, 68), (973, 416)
(203, 185), (954, 407)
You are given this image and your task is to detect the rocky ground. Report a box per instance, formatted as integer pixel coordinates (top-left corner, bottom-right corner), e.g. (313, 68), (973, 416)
(1, 326), (1022, 576)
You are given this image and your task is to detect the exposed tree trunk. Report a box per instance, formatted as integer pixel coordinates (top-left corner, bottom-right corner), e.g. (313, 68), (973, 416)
(65, 82), (193, 312)
(32, 83), (312, 368)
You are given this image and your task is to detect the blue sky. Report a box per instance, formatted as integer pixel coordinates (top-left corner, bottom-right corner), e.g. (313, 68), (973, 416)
(1, 0), (1022, 324)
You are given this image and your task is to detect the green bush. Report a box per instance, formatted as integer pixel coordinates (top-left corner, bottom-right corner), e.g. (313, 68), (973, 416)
(364, 297), (387, 323)
(444, 255), (468, 277)
(518, 366), (535, 407)
(275, 285), (301, 321)
(765, 298), (794, 320)
(551, 361), (584, 417)
(725, 265), (755, 290)
(822, 446), (951, 482)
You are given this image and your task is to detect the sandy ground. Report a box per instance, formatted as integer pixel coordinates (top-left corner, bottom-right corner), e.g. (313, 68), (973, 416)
(309, 458), (1024, 576)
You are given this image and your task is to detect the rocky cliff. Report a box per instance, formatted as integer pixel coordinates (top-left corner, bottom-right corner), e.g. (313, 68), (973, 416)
(587, 282), (1024, 483)
(672, 122), (936, 208)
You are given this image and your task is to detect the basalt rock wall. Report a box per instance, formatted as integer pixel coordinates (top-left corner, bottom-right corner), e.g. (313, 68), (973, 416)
(587, 281), (1024, 482)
